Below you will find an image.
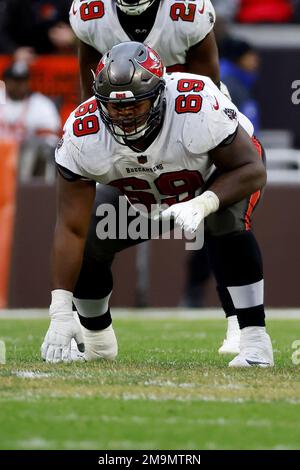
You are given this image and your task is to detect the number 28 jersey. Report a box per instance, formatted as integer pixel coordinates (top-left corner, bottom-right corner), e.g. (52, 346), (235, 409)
(56, 73), (254, 212)
(70, 0), (216, 67)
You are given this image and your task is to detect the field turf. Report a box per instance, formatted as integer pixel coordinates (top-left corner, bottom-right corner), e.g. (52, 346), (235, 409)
(0, 314), (300, 450)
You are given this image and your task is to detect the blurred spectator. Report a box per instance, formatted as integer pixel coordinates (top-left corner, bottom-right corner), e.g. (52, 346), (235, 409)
(0, 0), (75, 56)
(236, 0), (294, 23)
(0, 61), (61, 181)
(220, 38), (260, 132)
(212, 0), (240, 21)
(212, 1), (239, 50)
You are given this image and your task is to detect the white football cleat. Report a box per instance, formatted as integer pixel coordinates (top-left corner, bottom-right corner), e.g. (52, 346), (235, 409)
(81, 324), (118, 361)
(218, 315), (240, 355)
(228, 326), (274, 368)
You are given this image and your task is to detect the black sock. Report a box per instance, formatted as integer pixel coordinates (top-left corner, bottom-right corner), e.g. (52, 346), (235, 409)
(77, 309), (112, 331)
(207, 231), (265, 328)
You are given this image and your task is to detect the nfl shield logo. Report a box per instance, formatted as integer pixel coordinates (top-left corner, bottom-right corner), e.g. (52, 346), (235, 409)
(137, 155), (148, 164)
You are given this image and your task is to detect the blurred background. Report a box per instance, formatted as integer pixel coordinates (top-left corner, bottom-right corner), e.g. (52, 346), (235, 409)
(0, 0), (300, 309)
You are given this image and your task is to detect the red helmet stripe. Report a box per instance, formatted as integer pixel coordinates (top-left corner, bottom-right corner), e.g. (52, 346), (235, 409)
(95, 58), (106, 77)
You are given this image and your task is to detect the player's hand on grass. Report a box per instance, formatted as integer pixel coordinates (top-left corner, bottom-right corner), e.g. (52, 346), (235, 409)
(41, 290), (85, 363)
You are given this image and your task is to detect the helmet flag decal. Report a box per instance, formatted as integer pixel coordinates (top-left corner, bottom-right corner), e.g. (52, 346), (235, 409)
(136, 46), (164, 78)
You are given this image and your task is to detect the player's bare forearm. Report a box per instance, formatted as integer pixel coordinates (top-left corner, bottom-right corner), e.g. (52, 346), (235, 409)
(78, 39), (102, 101)
(208, 126), (266, 208)
(52, 224), (88, 291)
(186, 31), (220, 84)
(207, 161), (266, 208)
(51, 174), (96, 291)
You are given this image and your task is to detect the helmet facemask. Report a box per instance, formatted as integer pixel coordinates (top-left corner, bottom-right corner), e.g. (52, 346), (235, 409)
(96, 83), (165, 147)
(115, 0), (157, 15)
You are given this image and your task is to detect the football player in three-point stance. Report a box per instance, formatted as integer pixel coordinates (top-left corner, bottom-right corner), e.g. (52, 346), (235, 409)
(69, 0), (244, 353)
(41, 42), (274, 368)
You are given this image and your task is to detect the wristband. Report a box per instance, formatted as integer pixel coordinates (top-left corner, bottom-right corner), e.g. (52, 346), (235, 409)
(194, 191), (220, 218)
(50, 289), (73, 316)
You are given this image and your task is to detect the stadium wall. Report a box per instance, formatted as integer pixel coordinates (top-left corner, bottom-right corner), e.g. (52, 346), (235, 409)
(8, 183), (300, 308)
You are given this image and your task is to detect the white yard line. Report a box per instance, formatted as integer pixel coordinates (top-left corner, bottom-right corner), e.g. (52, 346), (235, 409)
(0, 308), (300, 319)
(1, 391), (300, 405)
(16, 438), (53, 449)
(12, 370), (52, 379)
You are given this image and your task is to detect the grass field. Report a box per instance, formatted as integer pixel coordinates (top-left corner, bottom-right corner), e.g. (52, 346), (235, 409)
(0, 313), (300, 450)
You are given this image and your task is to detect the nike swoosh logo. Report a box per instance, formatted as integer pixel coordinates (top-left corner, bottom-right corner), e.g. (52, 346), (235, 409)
(246, 360), (271, 366)
(199, 0), (205, 14)
(213, 97), (219, 110)
(72, 1), (78, 15)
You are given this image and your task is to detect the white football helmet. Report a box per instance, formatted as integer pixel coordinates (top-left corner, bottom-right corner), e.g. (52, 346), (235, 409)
(115, 0), (157, 16)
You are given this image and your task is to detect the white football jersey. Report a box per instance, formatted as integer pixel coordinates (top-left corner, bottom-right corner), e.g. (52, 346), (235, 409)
(70, 0), (216, 67)
(56, 73), (254, 212)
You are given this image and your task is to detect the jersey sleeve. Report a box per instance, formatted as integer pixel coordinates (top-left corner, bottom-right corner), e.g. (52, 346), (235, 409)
(69, 0), (94, 47)
(189, 0), (216, 46)
(182, 77), (239, 154)
(55, 115), (91, 179)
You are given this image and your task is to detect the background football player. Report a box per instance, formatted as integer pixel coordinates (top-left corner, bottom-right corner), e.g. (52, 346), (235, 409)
(70, 0), (219, 100)
(41, 42), (274, 368)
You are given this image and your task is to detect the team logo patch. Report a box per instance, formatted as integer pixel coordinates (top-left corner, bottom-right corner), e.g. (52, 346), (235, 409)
(137, 155), (148, 164)
(224, 108), (237, 121)
(209, 12), (214, 24)
(56, 137), (64, 150)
